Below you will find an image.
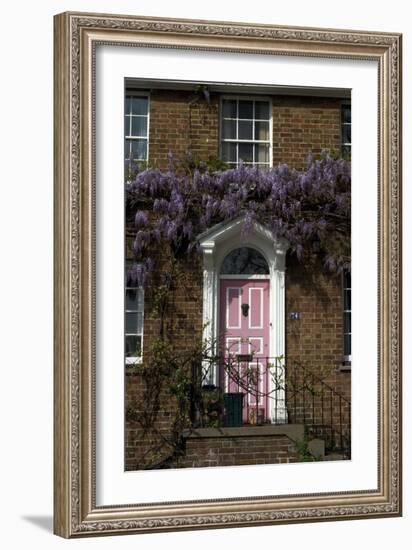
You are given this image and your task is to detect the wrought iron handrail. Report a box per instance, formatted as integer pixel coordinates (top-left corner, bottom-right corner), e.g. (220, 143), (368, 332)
(280, 358), (351, 457)
(197, 355), (351, 457)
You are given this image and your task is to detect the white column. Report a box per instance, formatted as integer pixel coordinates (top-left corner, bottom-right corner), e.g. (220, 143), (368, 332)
(269, 242), (288, 424)
(271, 268), (288, 423)
(201, 243), (217, 386)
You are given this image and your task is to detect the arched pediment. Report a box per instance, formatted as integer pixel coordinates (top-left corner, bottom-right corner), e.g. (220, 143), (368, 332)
(198, 215), (288, 273)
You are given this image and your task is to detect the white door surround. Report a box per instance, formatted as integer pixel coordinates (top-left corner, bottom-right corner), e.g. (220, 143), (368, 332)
(198, 215), (288, 424)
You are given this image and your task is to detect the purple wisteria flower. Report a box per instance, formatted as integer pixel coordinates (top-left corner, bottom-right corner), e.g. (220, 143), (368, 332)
(135, 211), (148, 227)
(126, 152), (351, 286)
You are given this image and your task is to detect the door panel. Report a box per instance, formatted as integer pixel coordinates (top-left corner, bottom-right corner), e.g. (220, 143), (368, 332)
(249, 287), (263, 329)
(226, 287), (241, 329)
(220, 279), (270, 423)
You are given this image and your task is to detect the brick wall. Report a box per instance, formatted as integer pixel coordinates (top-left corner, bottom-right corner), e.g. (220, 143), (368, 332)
(285, 254), (351, 448)
(286, 255), (344, 369)
(125, 251), (204, 470)
(125, 376), (178, 470)
(175, 433), (299, 468)
(147, 90), (342, 170)
(272, 96), (341, 169)
(148, 90), (219, 168)
(125, 88), (350, 470)
(125, 252), (351, 469)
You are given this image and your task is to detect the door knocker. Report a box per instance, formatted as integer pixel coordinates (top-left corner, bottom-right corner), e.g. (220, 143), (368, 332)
(241, 303), (250, 317)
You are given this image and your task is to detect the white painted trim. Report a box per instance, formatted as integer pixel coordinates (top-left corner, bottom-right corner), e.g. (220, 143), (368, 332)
(248, 286), (264, 329)
(124, 91), (150, 165)
(342, 269), (352, 361)
(246, 361), (263, 406)
(225, 336), (241, 355)
(125, 356), (143, 366)
(201, 244), (216, 385)
(124, 278), (144, 364)
(219, 274), (269, 280)
(199, 215), (288, 423)
(219, 95), (273, 167)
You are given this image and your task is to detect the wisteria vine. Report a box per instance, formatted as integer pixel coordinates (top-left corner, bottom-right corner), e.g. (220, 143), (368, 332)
(126, 152), (351, 286)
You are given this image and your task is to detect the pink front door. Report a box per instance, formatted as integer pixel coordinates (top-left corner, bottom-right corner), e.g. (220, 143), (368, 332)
(219, 279), (270, 423)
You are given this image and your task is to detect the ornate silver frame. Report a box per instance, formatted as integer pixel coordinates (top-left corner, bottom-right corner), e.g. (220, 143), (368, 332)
(53, 11), (402, 537)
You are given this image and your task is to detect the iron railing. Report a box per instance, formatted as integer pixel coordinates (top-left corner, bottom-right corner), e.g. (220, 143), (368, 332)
(221, 354), (287, 426)
(286, 360), (351, 457)
(195, 356), (351, 457)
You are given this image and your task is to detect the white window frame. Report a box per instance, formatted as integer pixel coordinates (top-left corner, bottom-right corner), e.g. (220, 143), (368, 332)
(125, 264), (145, 366)
(124, 91), (150, 170)
(219, 95), (273, 168)
(124, 91), (148, 364)
(341, 100), (351, 159)
(341, 102), (351, 368)
(342, 269), (351, 365)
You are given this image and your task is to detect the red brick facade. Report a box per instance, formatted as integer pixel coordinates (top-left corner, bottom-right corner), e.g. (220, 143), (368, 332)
(147, 90), (341, 170)
(272, 96), (341, 169)
(148, 90), (219, 168)
(125, 87), (351, 470)
(176, 431), (299, 468)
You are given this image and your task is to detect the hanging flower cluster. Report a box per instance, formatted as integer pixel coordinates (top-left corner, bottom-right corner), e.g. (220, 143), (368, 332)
(126, 152), (351, 286)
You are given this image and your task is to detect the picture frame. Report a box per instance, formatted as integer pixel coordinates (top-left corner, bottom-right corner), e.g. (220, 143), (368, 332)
(53, 11), (402, 537)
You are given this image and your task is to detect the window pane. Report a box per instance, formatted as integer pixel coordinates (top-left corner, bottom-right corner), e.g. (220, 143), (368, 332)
(342, 105), (351, 124)
(125, 96), (132, 114)
(222, 99), (237, 118)
(344, 334), (351, 356)
(255, 121), (269, 141)
(344, 270), (351, 288)
(238, 120), (253, 140)
(126, 288), (144, 311)
(238, 100), (253, 119)
(124, 140), (132, 160)
(222, 119), (236, 139)
(126, 312), (138, 333)
(125, 261), (139, 286)
(124, 116), (131, 136)
(342, 124), (351, 144)
(255, 101), (270, 119)
(221, 247), (269, 275)
(220, 98), (272, 168)
(131, 96), (148, 115)
(255, 144), (269, 163)
(221, 142), (237, 163)
(343, 312), (351, 334)
(126, 312), (143, 334)
(131, 140), (147, 160)
(343, 290), (351, 311)
(131, 116), (147, 137)
(125, 335), (142, 357)
(238, 143), (253, 163)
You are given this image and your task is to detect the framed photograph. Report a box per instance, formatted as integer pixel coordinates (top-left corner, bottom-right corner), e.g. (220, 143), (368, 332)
(53, 12), (402, 537)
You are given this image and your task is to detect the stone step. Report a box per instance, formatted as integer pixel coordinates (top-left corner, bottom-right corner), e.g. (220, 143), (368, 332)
(323, 452), (347, 461)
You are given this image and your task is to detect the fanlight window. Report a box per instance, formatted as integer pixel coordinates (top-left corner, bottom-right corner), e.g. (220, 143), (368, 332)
(220, 247), (269, 275)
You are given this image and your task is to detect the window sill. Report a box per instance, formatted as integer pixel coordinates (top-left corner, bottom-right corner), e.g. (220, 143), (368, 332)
(339, 358), (352, 372)
(125, 357), (143, 367)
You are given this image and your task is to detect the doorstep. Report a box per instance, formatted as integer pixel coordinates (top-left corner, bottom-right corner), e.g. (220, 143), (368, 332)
(183, 424), (304, 442)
